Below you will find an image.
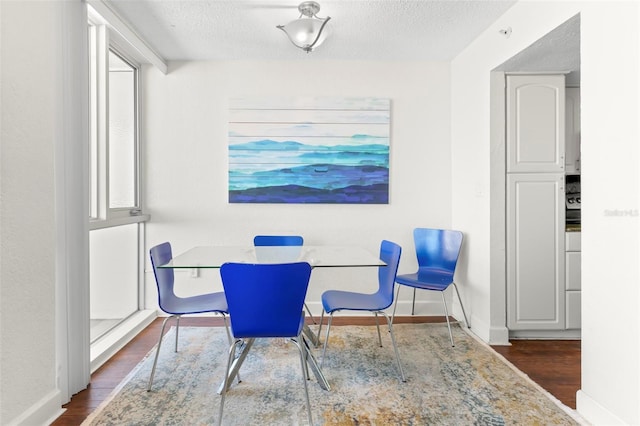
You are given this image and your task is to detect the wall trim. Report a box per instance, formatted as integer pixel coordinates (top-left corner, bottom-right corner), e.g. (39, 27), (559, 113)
(86, 0), (167, 74)
(56, 0), (91, 404)
(90, 310), (157, 373)
(465, 311), (509, 345)
(5, 390), (64, 426)
(576, 390), (625, 426)
(489, 70), (509, 343)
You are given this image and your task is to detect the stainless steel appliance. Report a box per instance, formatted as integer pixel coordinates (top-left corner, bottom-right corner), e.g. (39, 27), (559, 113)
(566, 175), (581, 225)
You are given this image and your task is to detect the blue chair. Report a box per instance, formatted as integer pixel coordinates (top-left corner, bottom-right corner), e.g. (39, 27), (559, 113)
(392, 228), (469, 346)
(147, 242), (231, 391)
(218, 262), (314, 426)
(317, 240), (406, 382)
(253, 235), (316, 323)
(253, 235), (304, 246)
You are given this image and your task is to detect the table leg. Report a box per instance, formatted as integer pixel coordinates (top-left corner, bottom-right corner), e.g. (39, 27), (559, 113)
(302, 333), (331, 391)
(302, 323), (320, 347)
(217, 338), (255, 394)
(217, 330), (331, 394)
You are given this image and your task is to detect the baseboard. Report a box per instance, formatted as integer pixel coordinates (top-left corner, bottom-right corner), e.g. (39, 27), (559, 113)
(4, 389), (64, 426)
(576, 389), (626, 425)
(90, 310), (157, 373)
(465, 313), (509, 345)
(509, 329), (581, 339)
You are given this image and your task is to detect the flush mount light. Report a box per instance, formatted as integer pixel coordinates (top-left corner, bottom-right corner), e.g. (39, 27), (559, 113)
(276, 1), (331, 53)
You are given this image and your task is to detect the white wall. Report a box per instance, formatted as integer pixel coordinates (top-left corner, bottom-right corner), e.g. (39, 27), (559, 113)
(1, 0), (89, 423)
(451, 1), (640, 424)
(1, 1), (61, 424)
(579, 2), (639, 424)
(142, 61), (457, 315)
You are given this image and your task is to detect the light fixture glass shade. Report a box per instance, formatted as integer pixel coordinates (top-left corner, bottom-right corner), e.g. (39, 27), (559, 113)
(277, 1), (331, 53)
(279, 17), (330, 52)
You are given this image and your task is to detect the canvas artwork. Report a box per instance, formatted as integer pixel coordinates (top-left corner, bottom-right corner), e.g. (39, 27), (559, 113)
(228, 97), (390, 204)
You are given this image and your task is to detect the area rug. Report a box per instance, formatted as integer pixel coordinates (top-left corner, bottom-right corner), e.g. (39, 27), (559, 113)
(82, 323), (583, 425)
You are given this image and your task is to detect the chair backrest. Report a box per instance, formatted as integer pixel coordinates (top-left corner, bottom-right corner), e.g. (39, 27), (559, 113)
(220, 262), (312, 338)
(413, 228), (463, 274)
(376, 240), (402, 308)
(253, 235), (304, 246)
(149, 242), (178, 314)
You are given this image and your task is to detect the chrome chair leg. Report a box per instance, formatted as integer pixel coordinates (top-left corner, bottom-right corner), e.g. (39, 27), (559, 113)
(300, 335), (311, 380)
(174, 315), (180, 352)
(379, 310), (406, 382)
(321, 314), (334, 368)
(147, 315), (176, 391)
(291, 336), (314, 426)
(452, 282), (470, 329)
(317, 309), (325, 347)
(411, 288), (417, 315)
(218, 338), (242, 426)
(373, 312), (382, 347)
(441, 292), (455, 347)
(219, 337), (313, 426)
(391, 286), (401, 324)
(220, 314), (241, 384)
(149, 314), (235, 392)
(222, 314), (232, 344)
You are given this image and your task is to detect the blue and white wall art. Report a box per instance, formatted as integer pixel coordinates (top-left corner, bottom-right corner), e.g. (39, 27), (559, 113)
(228, 97), (390, 204)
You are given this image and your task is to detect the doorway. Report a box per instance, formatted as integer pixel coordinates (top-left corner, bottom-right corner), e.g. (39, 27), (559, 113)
(489, 14), (581, 338)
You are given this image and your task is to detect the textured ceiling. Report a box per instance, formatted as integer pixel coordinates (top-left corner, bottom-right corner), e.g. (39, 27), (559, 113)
(496, 14), (580, 73)
(104, 0), (518, 61)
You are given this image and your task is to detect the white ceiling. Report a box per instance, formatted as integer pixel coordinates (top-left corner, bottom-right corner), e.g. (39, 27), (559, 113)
(496, 14), (580, 73)
(104, 0), (519, 61)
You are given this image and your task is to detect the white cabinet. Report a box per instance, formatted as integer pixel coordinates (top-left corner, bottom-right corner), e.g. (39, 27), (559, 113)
(506, 75), (566, 173)
(505, 74), (580, 335)
(565, 88), (581, 173)
(507, 173), (565, 330)
(565, 232), (581, 329)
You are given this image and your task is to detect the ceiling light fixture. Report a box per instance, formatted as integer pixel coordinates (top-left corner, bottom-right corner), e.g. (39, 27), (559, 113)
(276, 1), (331, 53)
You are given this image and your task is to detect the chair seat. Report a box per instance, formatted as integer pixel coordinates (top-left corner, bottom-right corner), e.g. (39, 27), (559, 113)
(160, 291), (228, 316)
(395, 269), (454, 292)
(322, 290), (390, 313)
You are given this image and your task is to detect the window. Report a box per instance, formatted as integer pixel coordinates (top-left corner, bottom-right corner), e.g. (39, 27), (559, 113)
(89, 23), (145, 225)
(88, 21), (148, 345)
(108, 50), (137, 209)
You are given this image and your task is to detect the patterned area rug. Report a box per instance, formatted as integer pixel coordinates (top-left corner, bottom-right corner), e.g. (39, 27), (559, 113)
(82, 323), (583, 425)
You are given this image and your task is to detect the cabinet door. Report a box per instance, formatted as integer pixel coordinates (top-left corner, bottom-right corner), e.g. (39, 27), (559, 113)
(565, 251), (581, 291)
(565, 88), (581, 173)
(507, 173), (566, 330)
(507, 75), (566, 173)
(566, 291), (581, 329)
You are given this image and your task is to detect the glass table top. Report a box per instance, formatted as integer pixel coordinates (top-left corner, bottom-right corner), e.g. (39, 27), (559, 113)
(158, 245), (385, 269)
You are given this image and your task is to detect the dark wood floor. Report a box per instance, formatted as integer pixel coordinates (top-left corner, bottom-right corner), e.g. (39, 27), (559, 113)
(52, 316), (580, 425)
(492, 338), (581, 408)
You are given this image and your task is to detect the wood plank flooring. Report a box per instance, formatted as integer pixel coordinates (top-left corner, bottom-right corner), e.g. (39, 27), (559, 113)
(52, 316), (580, 425)
(492, 339), (581, 409)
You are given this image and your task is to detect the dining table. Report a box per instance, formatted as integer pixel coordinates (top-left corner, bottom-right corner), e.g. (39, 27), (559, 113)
(158, 244), (386, 393)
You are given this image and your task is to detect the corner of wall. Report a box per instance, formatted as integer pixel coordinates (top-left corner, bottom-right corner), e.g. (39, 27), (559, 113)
(3, 390), (64, 426)
(576, 390), (626, 426)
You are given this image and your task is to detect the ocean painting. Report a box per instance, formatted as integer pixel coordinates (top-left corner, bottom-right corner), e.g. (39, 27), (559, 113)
(228, 97), (390, 204)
